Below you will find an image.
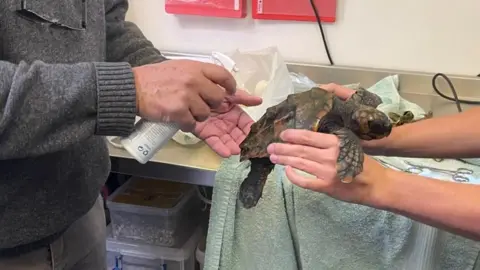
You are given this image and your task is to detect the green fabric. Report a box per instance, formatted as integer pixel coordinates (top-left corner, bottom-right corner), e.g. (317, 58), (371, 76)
(205, 156), (479, 270)
(205, 159), (298, 270)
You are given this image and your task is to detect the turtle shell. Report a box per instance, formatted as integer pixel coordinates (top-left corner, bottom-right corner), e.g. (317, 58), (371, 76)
(239, 87), (335, 161)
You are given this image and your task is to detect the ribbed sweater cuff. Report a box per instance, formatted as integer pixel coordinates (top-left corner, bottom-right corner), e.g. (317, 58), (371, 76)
(94, 62), (137, 136)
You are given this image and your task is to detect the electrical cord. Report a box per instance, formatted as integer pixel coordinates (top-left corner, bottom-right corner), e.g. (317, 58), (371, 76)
(309, 0), (334, 65)
(432, 73), (480, 112)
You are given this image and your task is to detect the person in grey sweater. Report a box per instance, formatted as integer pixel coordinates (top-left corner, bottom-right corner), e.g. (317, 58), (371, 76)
(0, 1), (261, 269)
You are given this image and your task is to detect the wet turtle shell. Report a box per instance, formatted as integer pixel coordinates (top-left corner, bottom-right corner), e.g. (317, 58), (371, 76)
(240, 87), (336, 163)
(238, 87), (392, 209)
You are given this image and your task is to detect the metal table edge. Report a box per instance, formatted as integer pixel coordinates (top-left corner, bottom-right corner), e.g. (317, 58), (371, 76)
(109, 156), (217, 187)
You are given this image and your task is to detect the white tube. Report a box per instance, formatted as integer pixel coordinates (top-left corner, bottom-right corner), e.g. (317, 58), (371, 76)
(120, 119), (179, 164)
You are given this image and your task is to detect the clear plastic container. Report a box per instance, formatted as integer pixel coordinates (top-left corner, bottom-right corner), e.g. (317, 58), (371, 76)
(107, 177), (201, 247)
(106, 226), (201, 270)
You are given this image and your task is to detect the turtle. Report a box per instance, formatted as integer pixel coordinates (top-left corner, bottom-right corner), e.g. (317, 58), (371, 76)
(238, 87), (393, 209)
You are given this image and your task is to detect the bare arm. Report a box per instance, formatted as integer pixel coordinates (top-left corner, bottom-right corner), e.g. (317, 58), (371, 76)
(365, 107), (480, 158)
(266, 118), (480, 240)
(365, 159), (480, 240)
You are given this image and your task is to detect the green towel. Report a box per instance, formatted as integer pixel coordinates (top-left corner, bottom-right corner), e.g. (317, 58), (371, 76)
(205, 156), (479, 270)
(204, 159), (299, 270)
(205, 75), (480, 270)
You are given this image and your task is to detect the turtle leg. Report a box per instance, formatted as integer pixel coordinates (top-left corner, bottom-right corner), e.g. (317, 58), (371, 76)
(331, 127), (364, 182)
(239, 157), (275, 209)
(317, 112), (365, 181)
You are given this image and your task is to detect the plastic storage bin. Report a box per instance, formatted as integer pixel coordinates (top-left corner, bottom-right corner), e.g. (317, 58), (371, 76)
(106, 226), (201, 270)
(107, 177), (201, 247)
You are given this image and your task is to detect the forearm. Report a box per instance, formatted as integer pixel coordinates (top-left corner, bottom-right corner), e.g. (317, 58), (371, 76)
(371, 169), (480, 240)
(0, 60), (136, 159)
(365, 107), (480, 158)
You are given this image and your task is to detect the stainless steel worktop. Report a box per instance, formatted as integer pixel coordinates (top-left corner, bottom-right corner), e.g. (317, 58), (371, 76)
(109, 51), (480, 187)
(109, 141), (220, 186)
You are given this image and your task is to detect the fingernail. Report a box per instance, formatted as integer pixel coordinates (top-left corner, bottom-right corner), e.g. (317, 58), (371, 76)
(270, 154), (278, 163)
(280, 130), (288, 140)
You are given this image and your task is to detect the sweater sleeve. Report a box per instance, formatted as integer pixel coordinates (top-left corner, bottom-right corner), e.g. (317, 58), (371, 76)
(104, 0), (167, 67)
(0, 60), (137, 160)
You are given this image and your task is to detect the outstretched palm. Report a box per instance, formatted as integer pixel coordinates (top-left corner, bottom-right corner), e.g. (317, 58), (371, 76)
(193, 90), (262, 158)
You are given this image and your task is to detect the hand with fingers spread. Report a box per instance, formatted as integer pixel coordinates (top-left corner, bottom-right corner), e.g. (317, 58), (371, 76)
(263, 84), (393, 203)
(132, 59), (237, 132)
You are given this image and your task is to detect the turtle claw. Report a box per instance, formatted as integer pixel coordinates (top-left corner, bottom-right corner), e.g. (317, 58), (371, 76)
(239, 181), (261, 209)
(333, 128), (364, 182)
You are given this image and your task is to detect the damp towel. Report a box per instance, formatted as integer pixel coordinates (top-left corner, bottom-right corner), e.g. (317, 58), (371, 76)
(204, 75), (480, 270)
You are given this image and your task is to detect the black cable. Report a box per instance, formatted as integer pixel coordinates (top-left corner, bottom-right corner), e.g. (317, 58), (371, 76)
(309, 0), (334, 66)
(432, 73), (480, 113)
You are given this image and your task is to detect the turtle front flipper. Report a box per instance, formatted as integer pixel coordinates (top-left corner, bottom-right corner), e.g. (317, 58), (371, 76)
(239, 157), (275, 209)
(351, 87), (383, 108)
(332, 127), (364, 183)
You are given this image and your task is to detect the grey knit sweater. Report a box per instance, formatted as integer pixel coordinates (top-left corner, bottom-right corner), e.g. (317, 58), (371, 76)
(0, 0), (166, 251)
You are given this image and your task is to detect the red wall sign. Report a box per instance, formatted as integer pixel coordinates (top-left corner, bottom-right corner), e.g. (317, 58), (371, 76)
(165, 0), (247, 18)
(252, 0), (337, 22)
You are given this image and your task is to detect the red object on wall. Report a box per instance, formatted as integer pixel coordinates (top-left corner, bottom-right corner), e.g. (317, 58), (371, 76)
(165, 0), (247, 18)
(252, 0), (336, 22)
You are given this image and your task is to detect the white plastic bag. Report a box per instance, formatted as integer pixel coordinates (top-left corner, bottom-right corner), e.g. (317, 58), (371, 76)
(227, 47), (295, 121)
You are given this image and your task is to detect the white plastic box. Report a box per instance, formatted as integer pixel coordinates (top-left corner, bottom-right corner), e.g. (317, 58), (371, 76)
(107, 177), (201, 247)
(106, 226), (201, 270)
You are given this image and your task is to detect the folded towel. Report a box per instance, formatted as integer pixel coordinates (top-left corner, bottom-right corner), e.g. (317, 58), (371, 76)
(204, 75), (480, 270)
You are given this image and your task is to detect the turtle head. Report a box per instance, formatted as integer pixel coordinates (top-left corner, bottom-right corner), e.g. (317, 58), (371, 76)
(349, 106), (392, 140)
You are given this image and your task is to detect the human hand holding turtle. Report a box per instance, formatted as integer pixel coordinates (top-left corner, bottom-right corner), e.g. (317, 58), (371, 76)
(238, 85), (393, 208)
(266, 129), (391, 205)
(318, 83), (390, 154)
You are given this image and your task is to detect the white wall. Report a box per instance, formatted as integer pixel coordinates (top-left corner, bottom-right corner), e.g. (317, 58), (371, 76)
(126, 0), (480, 76)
